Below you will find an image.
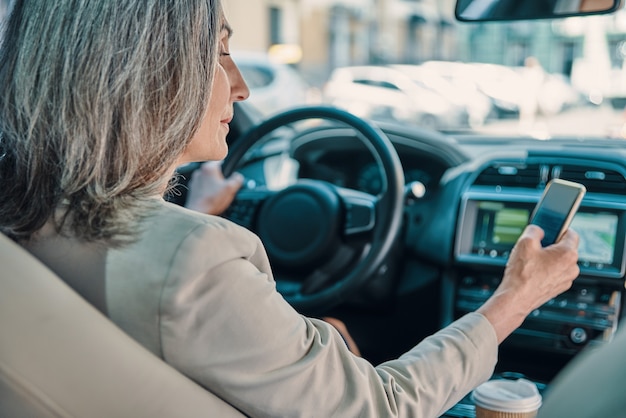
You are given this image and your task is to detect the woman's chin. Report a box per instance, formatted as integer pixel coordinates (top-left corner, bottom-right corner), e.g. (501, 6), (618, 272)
(179, 145), (228, 165)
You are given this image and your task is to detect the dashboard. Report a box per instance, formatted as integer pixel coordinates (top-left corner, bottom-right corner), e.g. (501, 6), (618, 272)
(298, 148), (440, 196)
(223, 116), (626, 385)
(290, 126), (626, 377)
(285, 125), (456, 200)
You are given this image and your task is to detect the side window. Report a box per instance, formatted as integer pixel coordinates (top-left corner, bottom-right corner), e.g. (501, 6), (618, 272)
(353, 79), (374, 87)
(376, 81), (400, 90)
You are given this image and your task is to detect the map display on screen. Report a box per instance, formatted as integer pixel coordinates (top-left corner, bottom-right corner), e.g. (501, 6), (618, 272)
(571, 212), (618, 265)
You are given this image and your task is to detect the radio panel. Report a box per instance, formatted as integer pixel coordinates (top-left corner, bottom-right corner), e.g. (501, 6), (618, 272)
(455, 274), (621, 354)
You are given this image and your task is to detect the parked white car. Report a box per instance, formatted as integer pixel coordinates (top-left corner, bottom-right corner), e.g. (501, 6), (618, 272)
(322, 65), (469, 131)
(390, 64), (494, 127)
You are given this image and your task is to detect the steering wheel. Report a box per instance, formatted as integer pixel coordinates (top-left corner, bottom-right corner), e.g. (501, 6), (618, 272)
(222, 106), (405, 314)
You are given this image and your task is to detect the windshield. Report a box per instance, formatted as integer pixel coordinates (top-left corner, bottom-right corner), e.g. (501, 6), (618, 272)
(224, 1), (626, 140)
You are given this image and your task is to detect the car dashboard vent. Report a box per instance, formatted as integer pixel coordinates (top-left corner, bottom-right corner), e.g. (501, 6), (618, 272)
(474, 163), (543, 188)
(474, 162), (626, 194)
(558, 164), (626, 194)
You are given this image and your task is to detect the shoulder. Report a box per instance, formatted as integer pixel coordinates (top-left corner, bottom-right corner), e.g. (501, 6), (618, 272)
(143, 200), (259, 247)
(135, 200), (268, 266)
(148, 200), (251, 234)
(105, 199), (272, 356)
(107, 199), (271, 287)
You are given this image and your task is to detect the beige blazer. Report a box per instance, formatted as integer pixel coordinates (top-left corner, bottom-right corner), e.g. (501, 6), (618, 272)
(24, 199), (498, 417)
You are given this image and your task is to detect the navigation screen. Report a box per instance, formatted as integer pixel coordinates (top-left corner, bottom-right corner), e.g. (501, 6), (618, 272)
(472, 202), (530, 257)
(571, 212), (618, 265)
(471, 202), (620, 267)
(492, 206), (529, 246)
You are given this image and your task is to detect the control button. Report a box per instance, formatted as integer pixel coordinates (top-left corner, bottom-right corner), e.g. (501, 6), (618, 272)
(570, 327), (588, 345)
(577, 288), (595, 304)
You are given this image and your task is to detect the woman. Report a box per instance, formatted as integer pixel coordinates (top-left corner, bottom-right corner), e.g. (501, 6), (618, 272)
(0, 1), (580, 417)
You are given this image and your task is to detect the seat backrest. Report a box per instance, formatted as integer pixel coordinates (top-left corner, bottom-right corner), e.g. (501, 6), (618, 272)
(0, 233), (246, 418)
(537, 324), (626, 417)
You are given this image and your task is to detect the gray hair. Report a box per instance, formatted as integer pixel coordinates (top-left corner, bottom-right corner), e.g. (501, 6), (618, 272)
(0, 0), (221, 243)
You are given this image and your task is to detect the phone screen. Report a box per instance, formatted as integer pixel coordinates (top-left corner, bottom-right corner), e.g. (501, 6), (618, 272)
(530, 180), (585, 246)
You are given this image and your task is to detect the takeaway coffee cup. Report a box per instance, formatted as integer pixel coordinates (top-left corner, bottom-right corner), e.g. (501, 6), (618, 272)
(471, 378), (542, 418)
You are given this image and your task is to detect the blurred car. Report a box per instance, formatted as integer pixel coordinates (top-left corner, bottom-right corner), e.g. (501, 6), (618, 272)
(232, 51), (315, 117)
(420, 60), (519, 119)
(535, 72), (586, 116)
(322, 65), (469, 131)
(390, 63), (494, 128)
(423, 60), (585, 121)
(465, 62), (527, 119)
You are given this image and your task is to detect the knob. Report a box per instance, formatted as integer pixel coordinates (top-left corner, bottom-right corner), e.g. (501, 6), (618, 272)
(570, 327), (588, 344)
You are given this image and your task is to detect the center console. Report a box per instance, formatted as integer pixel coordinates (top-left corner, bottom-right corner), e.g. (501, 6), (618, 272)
(444, 185), (626, 416)
(454, 188), (626, 358)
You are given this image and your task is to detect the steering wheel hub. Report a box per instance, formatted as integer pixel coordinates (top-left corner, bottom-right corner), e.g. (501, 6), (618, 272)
(257, 181), (340, 270)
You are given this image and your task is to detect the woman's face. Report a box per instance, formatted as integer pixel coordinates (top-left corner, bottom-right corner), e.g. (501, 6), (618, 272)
(179, 19), (249, 165)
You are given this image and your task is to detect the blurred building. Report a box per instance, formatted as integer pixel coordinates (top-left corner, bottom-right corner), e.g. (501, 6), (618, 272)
(224, 0), (626, 106)
(455, 8), (626, 106)
(225, 0), (459, 86)
(224, 0), (302, 54)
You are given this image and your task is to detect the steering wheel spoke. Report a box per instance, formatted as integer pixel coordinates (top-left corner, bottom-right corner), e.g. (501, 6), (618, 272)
(300, 244), (357, 295)
(222, 187), (275, 229)
(338, 187), (377, 236)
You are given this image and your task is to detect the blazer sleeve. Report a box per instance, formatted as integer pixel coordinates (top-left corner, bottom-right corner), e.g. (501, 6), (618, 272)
(158, 219), (498, 418)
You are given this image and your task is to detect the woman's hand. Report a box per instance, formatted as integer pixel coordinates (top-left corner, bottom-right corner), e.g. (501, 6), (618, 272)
(185, 161), (244, 216)
(323, 317), (361, 356)
(478, 224), (580, 343)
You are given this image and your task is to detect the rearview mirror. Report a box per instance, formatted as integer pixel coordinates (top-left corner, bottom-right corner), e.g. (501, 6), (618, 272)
(455, 0), (622, 22)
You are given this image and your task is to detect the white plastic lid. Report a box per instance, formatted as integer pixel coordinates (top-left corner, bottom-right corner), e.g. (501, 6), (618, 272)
(471, 378), (542, 413)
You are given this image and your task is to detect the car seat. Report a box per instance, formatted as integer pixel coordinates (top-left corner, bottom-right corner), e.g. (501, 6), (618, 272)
(0, 232), (245, 418)
(537, 321), (626, 417)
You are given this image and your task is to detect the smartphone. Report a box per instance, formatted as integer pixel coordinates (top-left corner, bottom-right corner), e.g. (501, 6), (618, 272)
(529, 179), (586, 247)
